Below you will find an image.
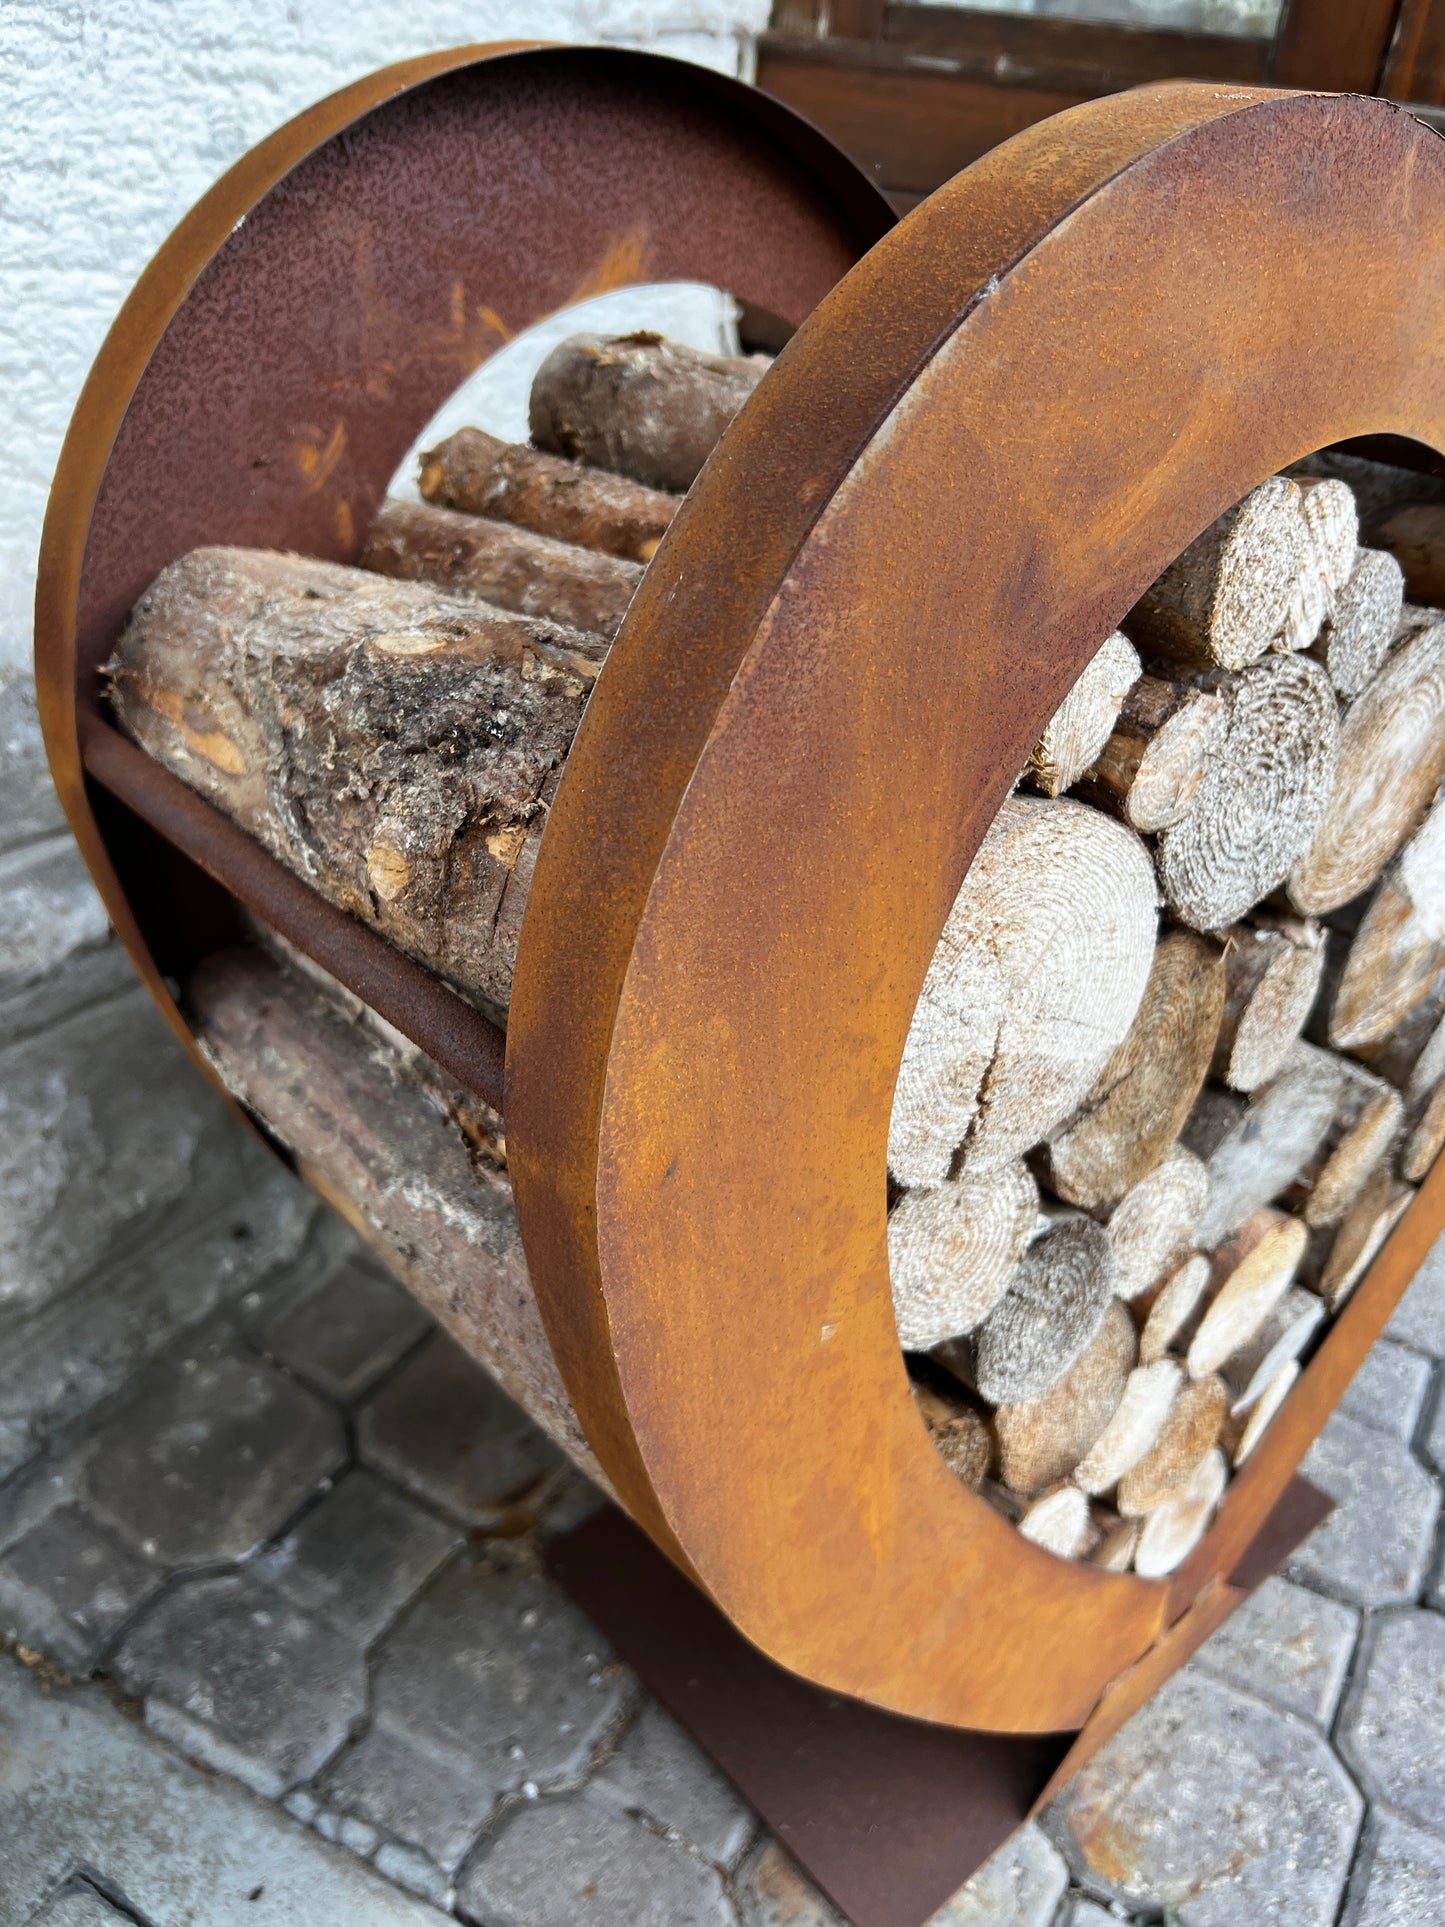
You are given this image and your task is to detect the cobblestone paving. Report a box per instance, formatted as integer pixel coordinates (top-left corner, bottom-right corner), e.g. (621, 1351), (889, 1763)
(4, 665), (1445, 1924)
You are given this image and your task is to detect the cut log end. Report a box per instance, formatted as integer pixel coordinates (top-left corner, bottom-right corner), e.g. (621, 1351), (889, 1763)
(1023, 631), (1141, 797)
(992, 1298), (1136, 1497)
(1100, 1144), (1211, 1304)
(888, 1164), (1038, 1349)
(955, 1218), (1115, 1406)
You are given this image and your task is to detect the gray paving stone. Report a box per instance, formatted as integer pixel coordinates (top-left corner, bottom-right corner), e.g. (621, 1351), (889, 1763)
(1044, 1668), (1362, 1925)
(0, 837), (110, 998)
(0, 1416), (37, 1483)
(357, 1333), (562, 1529)
(929, 1823), (1068, 1925)
(1338, 1609), (1445, 1836)
(24, 1883), (136, 1925)
(0, 1502), (161, 1673)
(0, 1652), (448, 1924)
(0, 669), (67, 855)
(82, 1332), (344, 1565)
(734, 1838), (842, 1926)
(321, 1554), (628, 1871)
(1387, 1234), (1445, 1357)
(1191, 1574), (1360, 1724)
(373, 1841), (452, 1909)
(1339, 1338), (1434, 1443)
(252, 1468), (457, 1646)
(114, 1570), (368, 1799)
(456, 1792), (735, 1926)
(0, 939), (137, 1052)
(1285, 1411), (1440, 1607)
(593, 1700), (752, 1865)
(253, 1254), (431, 1403)
(1055, 1903), (1119, 1927)
(1342, 1810), (1445, 1926)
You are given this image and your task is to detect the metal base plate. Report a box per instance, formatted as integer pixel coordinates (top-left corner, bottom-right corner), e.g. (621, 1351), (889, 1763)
(546, 1476), (1334, 1927)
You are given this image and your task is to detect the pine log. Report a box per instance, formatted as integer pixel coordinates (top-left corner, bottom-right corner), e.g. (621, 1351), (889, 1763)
(1352, 972), (1445, 1097)
(1222, 1286), (1323, 1412)
(1073, 1358), (1183, 1496)
(1372, 502), (1445, 602)
(107, 548), (606, 1015)
(1022, 632), (1141, 797)
(1090, 1513), (1142, 1571)
(1308, 548), (1405, 698)
(1079, 677), (1228, 834)
(1224, 1359), (1299, 1465)
(419, 425), (679, 563)
(1284, 1057), (1403, 1228)
(1116, 1374), (1229, 1515)
(1126, 477), (1306, 670)
(890, 796), (1157, 1183)
(1281, 478), (1357, 653)
(1183, 1046), (1346, 1247)
(950, 1218), (1115, 1405)
(184, 942), (604, 1485)
(1292, 449), (1445, 527)
(1100, 1144), (1210, 1303)
(1016, 1485), (1092, 1560)
(1042, 931), (1224, 1208)
(992, 1298), (1136, 1497)
(1310, 1164), (1415, 1310)
(887, 1164), (1038, 1349)
(528, 332), (767, 493)
(1329, 790), (1445, 1051)
(1403, 1077), (1445, 1182)
(1288, 614), (1445, 914)
(360, 498), (642, 639)
(1188, 1206), (1307, 1378)
(913, 1384), (993, 1489)
(1139, 1252), (1212, 1365)
(1156, 654), (1339, 933)
(1133, 1447), (1226, 1577)
(1213, 913), (1326, 1092)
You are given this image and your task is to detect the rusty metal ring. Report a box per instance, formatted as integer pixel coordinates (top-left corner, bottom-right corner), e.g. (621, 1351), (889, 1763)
(510, 83), (1445, 1733)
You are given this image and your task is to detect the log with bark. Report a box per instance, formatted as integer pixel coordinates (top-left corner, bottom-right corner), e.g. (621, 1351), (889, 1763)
(1022, 631), (1141, 797)
(912, 1384), (993, 1490)
(1072, 1357), (1182, 1497)
(1213, 912), (1326, 1092)
(1079, 675), (1229, 833)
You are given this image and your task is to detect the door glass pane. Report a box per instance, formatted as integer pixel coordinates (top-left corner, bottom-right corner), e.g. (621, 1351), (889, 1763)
(910, 0), (1284, 34)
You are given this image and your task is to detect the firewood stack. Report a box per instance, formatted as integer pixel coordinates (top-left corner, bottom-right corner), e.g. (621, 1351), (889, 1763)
(103, 330), (1445, 1579)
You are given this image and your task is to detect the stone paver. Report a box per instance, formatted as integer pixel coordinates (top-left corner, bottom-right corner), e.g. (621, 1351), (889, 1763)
(1342, 1811), (1445, 1926)
(0, 1502), (161, 1673)
(929, 1824), (1067, 1926)
(0, 1653), (449, 1925)
(1337, 1609), (1445, 1836)
(254, 1254), (431, 1404)
(1191, 1574), (1359, 1724)
(1388, 1238), (1445, 1355)
(1054, 1903), (1116, 1927)
(592, 1701), (752, 1865)
(82, 1333), (345, 1565)
(358, 1333), (562, 1529)
(734, 1839), (840, 1927)
(253, 1468), (458, 1646)
(321, 1554), (628, 1872)
(457, 1793), (735, 1927)
(1338, 1337), (1434, 1442)
(24, 1884), (137, 1926)
(114, 1570), (369, 1798)
(1044, 1669), (1362, 1924)
(1286, 1410), (1440, 1607)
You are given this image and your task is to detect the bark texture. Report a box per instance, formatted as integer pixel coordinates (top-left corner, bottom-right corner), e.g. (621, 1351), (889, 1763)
(913, 1384), (993, 1489)
(1080, 677), (1228, 834)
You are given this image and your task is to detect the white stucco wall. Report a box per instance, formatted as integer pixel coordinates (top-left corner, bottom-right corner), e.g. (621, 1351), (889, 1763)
(0, 0), (770, 675)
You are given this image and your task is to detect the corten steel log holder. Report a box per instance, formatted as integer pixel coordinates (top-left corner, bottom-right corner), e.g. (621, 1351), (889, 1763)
(32, 44), (1445, 1926)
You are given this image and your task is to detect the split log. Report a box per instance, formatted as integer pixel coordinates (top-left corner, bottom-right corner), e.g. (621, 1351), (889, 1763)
(1224, 1360), (1299, 1465)
(1187, 1206), (1307, 1379)
(1284, 1057), (1403, 1228)
(1308, 548), (1405, 698)
(1125, 476), (1306, 671)
(1183, 1046), (1346, 1247)
(1352, 972), (1445, 1098)
(1222, 1287), (1324, 1412)
(1014, 1485), (1092, 1560)
(1116, 1374), (1229, 1516)
(949, 1218), (1115, 1405)
(1156, 653), (1339, 934)
(1403, 1078), (1445, 1183)
(419, 425), (679, 563)
(1090, 1513), (1142, 1571)
(1022, 632), (1140, 797)
(185, 942), (603, 1485)
(1079, 676), (1228, 834)
(1042, 931), (1224, 1208)
(1372, 502), (1445, 602)
(1100, 1144), (1210, 1303)
(887, 1164), (1038, 1349)
(107, 548), (606, 1015)
(360, 498), (642, 639)
(1310, 1165), (1415, 1310)
(1133, 1447), (1226, 1577)
(1329, 790), (1445, 1052)
(1281, 478), (1357, 653)
(1073, 1358), (1182, 1496)
(1213, 913), (1326, 1092)
(1139, 1252), (1212, 1365)
(529, 331), (768, 493)
(1288, 614), (1445, 915)
(992, 1299), (1136, 1497)
(890, 796), (1157, 1183)
(913, 1384), (993, 1490)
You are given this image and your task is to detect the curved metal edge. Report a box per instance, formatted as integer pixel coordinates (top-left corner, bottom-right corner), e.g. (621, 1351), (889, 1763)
(509, 84), (1445, 1730)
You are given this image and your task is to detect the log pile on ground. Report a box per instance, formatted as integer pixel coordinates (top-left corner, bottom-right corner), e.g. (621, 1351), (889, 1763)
(106, 330), (1445, 1579)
